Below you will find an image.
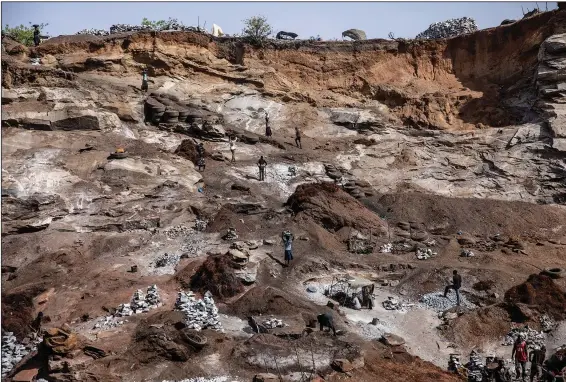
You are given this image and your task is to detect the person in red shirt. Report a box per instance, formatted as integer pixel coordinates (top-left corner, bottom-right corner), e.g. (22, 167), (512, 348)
(511, 334), (528, 382)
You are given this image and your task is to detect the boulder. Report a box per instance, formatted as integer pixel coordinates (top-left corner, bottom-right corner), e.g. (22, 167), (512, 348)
(102, 102), (137, 122)
(50, 108), (100, 131)
(12, 368), (39, 382)
(21, 118), (52, 130)
(380, 333), (406, 346)
(332, 358), (354, 372)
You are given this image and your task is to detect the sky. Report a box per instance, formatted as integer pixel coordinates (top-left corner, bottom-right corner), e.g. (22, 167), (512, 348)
(1, 1), (559, 40)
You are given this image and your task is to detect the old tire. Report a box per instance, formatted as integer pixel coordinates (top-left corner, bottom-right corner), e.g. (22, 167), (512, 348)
(163, 110), (179, 118)
(182, 331), (207, 349)
(177, 110), (190, 121)
(541, 268), (564, 279)
(411, 231), (428, 242)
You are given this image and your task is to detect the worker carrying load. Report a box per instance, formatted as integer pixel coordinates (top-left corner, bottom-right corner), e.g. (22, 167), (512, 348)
(282, 230), (294, 266)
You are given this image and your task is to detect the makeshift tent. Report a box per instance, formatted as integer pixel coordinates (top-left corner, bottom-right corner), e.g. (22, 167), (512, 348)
(276, 31), (298, 40)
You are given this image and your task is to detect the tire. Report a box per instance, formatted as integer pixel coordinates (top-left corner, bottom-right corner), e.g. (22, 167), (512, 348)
(411, 231), (428, 242)
(182, 330), (207, 349)
(541, 267), (563, 279)
(162, 117), (179, 124)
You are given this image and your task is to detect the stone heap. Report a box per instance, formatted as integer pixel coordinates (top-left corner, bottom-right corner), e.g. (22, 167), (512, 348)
(502, 326), (545, 347)
(466, 350), (485, 382)
(379, 243), (393, 253)
(195, 218), (208, 232)
(419, 291), (475, 312)
(416, 17), (478, 39)
(175, 291), (223, 332)
(223, 227), (238, 240)
(540, 314), (556, 332)
(93, 316), (126, 330)
(76, 28), (110, 36)
(382, 296), (404, 310)
(460, 249), (475, 257)
(164, 224), (193, 239)
(154, 253), (180, 268)
(262, 318), (286, 329)
(416, 247), (436, 260)
(1, 332), (41, 378)
(115, 285), (162, 317)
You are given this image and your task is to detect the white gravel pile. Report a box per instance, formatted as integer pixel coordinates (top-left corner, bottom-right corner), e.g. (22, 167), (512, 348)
(262, 318), (287, 329)
(93, 316), (127, 330)
(354, 321), (387, 340)
(1, 332), (41, 378)
(175, 291), (223, 332)
(115, 285), (162, 317)
(379, 243), (393, 253)
(460, 249), (475, 257)
(76, 28), (109, 36)
(416, 17), (478, 39)
(165, 224), (194, 239)
(152, 253), (181, 275)
(419, 292), (475, 312)
(502, 326), (546, 347)
(416, 247), (437, 260)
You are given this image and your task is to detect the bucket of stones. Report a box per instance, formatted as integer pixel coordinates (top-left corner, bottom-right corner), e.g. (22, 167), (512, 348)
(181, 329), (208, 349)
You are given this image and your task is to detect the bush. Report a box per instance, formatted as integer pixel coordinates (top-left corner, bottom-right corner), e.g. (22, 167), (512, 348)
(2, 22), (48, 46)
(241, 15), (272, 46)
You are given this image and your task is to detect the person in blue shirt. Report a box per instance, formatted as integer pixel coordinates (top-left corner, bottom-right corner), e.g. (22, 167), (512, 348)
(282, 230), (294, 266)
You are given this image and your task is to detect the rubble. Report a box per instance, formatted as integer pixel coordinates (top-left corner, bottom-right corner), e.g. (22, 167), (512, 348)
(153, 253), (180, 269)
(76, 20), (200, 36)
(1, 332), (41, 378)
(502, 325), (545, 347)
(162, 377), (234, 382)
(261, 317), (287, 329)
(416, 17), (478, 39)
(115, 285), (162, 317)
(419, 292), (475, 312)
(416, 247), (437, 260)
(164, 224), (193, 239)
(540, 314), (557, 332)
(76, 28), (110, 36)
(382, 296), (405, 311)
(223, 227), (238, 240)
(460, 249), (475, 257)
(379, 243), (393, 253)
(175, 290), (223, 332)
(93, 316), (126, 330)
(195, 218), (208, 232)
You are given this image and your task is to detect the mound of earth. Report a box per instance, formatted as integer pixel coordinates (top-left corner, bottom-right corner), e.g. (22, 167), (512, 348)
(287, 183), (387, 234)
(189, 254), (244, 300)
(504, 274), (566, 320)
(1, 285), (46, 339)
(174, 139), (207, 164)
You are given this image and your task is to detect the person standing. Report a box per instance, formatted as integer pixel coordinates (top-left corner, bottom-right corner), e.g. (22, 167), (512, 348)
(33, 24), (41, 47)
(257, 156), (267, 181)
(197, 157), (205, 172)
(265, 113), (272, 137)
(512, 334), (528, 382)
(443, 270), (462, 306)
(295, 127), (302, 148)
(282, 230), (294, 266)
(317, 313), (337, 336)
(529, 345), (546, 382)
(141, 68), (149, 92)
(229, 135), (238, 163)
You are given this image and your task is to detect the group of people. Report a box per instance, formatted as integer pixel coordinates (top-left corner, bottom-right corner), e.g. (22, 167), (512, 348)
(511, 334), (548, 382)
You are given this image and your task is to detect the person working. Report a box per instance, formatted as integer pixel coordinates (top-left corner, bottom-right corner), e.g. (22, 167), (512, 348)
(257, 156), (267, 181)
(229, 136), (238, 163)
(512, 334), (528, 382)
(282, 230), (294, 266)
(444, 270), (462, 306)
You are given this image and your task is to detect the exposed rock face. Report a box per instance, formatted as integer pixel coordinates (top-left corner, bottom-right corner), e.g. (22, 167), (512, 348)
(536, 33), (566, 151)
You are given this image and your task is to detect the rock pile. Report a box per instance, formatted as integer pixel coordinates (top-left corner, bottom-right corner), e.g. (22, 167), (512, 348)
(466, 350), (486, 382)
(76, 28), (110, 36)
(323, 164), (373, 199)
(162, 377), (233, 382)
(175, 291), (223, 332)
(540, 314), (556, 332)
(502, 326), (545, 347)
(419, 292), (475, 312)
(195, 218), (208, 232)
(262, 318), (286, 329)
(460, 249), (475, 257)
(379, 243), (393, 253)
(164, 224), (193, 239)
(223, 227), (238, 240)
(154, 253), (180, 268)
(416, 17), (478, 39)
(416, 247), (437, 260)
(93, 316), (126, 330)
(115, 285), (162, 317)
(382, 296), (404, 310)
(1, 332), (41, 378)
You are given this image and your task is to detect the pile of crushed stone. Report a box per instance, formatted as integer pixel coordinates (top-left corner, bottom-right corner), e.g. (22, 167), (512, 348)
(76, 20), (199, 36)
(419, 291), (475, 312)
(162, 377), (237, 382)
(1, 332), (42, 378)
(502, 325), (546, 347)
(175, 290), (223, 332)
(416, 17), (478, 39)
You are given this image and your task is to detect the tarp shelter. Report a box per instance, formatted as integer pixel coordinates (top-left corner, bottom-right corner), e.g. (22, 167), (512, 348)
(212, 24), (224, 37)
(276, 31), (298, 39)
(342, 29), (367, 41)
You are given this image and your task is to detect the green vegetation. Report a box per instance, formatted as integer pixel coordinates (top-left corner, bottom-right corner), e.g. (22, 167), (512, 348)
(2, 22), (48, 46)
(241, 15), (273, 46)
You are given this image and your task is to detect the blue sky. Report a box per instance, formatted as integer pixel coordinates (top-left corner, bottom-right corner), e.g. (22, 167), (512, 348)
(1, 2), (559, 40)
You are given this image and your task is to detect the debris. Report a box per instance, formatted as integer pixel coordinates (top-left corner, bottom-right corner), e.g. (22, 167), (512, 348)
(162, 377), (233, 382)
(502, 325), (545, 348)
(416, 17), (478, 39)
(195, 218), (208, 232)
(382, 296), (404, 311)
(223, 227), (238, 240)
(153, 253), (180, 269)
(115, 285), (162, 317)
(261, 317), (287, 329)
(175, 291), (223, 332)
(379, 243), (393, 253)
(1, 332), (41, 378)
(460, 249), (475, 257)
(540, 314), (557, 332)
(416, 247), (437, 260)
(380, 333), (406, 347)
